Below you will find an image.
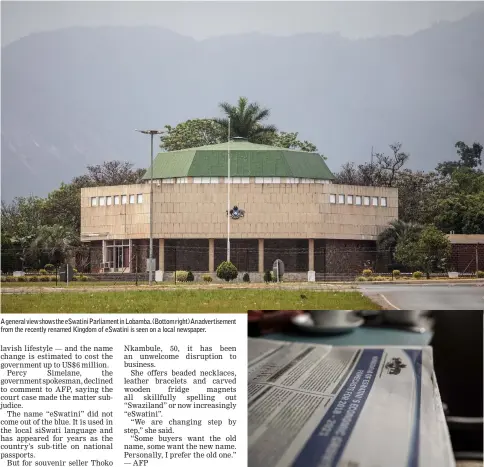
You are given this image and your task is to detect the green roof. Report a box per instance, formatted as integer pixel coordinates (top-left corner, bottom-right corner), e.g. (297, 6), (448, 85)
(141, 140), (335, 180)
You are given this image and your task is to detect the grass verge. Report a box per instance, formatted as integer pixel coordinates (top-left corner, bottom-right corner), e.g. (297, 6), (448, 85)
(1, 290), (379, 313)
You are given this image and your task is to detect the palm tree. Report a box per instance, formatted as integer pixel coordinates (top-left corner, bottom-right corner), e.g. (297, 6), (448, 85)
(29, 224), (79, 266)
(377, 219), (423, 260)
(214, 97), (277, 143)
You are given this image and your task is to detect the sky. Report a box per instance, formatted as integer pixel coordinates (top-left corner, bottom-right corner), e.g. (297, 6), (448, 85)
(2, 1), (484, 46)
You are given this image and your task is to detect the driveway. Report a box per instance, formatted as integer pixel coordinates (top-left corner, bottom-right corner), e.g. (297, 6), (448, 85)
(359, 284), (484, 310)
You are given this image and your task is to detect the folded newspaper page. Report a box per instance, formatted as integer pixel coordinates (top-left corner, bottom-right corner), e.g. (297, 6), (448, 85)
(248, 338), (455, 467)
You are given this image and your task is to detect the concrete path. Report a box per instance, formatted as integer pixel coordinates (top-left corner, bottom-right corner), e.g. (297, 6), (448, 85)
(359, 283), (484, 310)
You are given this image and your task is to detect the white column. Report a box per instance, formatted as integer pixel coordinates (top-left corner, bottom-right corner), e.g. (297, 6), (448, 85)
(102, 240), (107, 268)
(128, 239), (133, 273)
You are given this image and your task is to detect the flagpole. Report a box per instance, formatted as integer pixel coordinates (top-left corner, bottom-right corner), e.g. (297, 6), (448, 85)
(227, 117), (231, 262)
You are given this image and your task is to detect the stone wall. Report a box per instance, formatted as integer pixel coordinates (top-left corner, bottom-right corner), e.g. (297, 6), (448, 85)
(450, 243), (484, 273)
(81, 182), (398, 241)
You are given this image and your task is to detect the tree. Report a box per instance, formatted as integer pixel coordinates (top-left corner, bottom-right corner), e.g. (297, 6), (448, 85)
(159, 119), (318, 153)
(377, 219), (423, 262)
(29, 224), (79, 266)
(334, 143), (409, 187)
(395, 225), (452, 278)
(214, 96), (277, 143)
(1, 196), (46, 270)
(263, 131), (318, 153)
(72, 161), (145, 187)
(42, 183), (81, 233)
(160, 119), (224, 151)
(436, 141), (483, 176)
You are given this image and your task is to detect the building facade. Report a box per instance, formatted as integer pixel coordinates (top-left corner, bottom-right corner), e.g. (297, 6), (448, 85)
(80, 139), (398, 279)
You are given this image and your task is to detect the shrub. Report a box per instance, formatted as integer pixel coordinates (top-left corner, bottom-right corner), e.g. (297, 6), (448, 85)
(28, 276), (39, 282)
(202, 274), (213, 283)
(216, 261), (238, 282)
(243, 272), (250, 283)
(187, 271), (194, 282)
(412, 271), (423, 279)
(366, 276), (374, 282)
(44, 264), (55, 272)
(477, 270), (484, 278)
(263, 270), (272, 283)
(79, 275), (88, 282)
(1, 276), (6, 282)
(392, 270), (401, 278)
(362, 269), (373, 277)
(39, 269), (48, 275)
(175, 271), (189, 282)
(17, 276), (26, 282)
(39, 276), (50, 282)
(73, 268), (78, 273)
(6, 276), (17, 282)
(356, 276), (367, 282)
(374, 276), (386, 281)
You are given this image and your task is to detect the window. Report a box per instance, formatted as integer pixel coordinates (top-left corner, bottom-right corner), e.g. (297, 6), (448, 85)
(114, 195), (120, 205)
(347, 195), (353, 205)
(106, 196), (112, 206)
(177, 177), (188, 183)
(329, 194), (336, 204)
(91, 197), (98, 207)
(381, 197), (387, 207)
(355, 196), (362, 206)
(338, 194), (345, 204)
(255, 177), (264, 184)
(372, 196), (378, 206)
(128, 194), (135, 204)
(99, 196), (105, 206)
(137, 194), (143, 204)
(121, 195), (127, 205)
(263, 177), (273, 183)
(162, 178), (174, 184)
(364, 196), (370, 206)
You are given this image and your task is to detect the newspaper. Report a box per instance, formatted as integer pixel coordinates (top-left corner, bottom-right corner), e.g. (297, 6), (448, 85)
(248, 338), (455, 467)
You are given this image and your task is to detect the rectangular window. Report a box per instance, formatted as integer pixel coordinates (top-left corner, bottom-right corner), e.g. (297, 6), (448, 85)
(372, 196), (378, 206)
(121, 195), (127, 205)
(106, 196), (112, 206)
(99, 196), (106, 206)
(347, 195), (353, 205)
(255, 177), (264, 184)
(137, 194), (143, 204)
(193, 177), (202, 184)
(364, 196), (370, 206)
(381, 197), (387, 207)
(329, 194), (336, 204)
(129, 194), (135, 204)
(231, 177), (241, 184)
(355, 196), (362, 206)
(114, 195), (120, 205)
(338, 194), (345, 204)
(272, 177), (281, 183)
(91, 197), (98, 207)
(177, 177), (188, 183)
(210, 177), (219, 183)
(263, 177), (272, 183)
(240, 177), (249, 184)
(162, 178), (174, 184)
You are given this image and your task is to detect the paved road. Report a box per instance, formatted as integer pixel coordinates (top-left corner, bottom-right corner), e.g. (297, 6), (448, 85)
(359, 284), (484, 310)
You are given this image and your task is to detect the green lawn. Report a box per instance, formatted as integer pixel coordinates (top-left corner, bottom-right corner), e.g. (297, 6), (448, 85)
(1, 289), (379, 313)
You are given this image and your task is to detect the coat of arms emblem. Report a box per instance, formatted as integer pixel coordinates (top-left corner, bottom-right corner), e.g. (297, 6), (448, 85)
(227, 205), (245, 219)
(385, 357), (407, 375)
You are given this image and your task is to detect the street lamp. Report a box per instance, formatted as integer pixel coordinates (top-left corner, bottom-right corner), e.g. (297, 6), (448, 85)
(135, 129), (164, 285)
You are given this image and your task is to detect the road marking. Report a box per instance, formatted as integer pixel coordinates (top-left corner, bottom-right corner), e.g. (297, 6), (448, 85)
(379, 293), (400, 310)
